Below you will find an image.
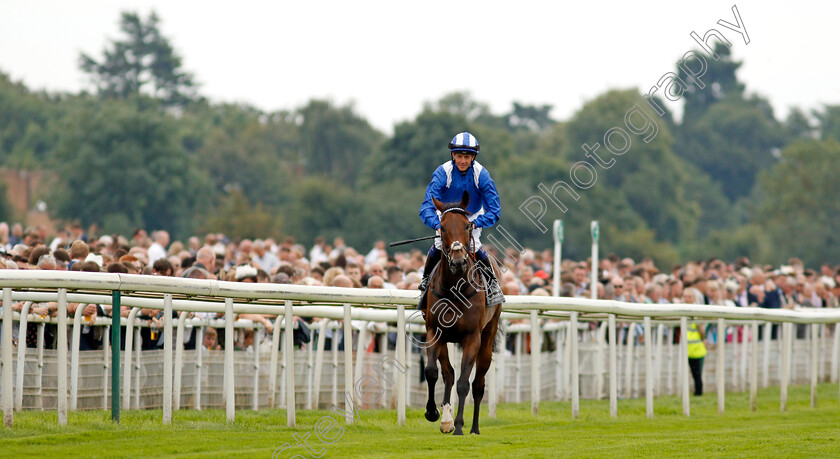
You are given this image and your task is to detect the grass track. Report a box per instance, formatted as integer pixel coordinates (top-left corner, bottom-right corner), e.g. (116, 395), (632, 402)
(2, 384), (840, 457)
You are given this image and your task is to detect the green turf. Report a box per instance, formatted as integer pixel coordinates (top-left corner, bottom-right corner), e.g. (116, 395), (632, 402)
(2, 384), (840, 458)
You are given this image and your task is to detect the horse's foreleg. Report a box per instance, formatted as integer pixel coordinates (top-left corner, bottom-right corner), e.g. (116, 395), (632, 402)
(439, 344), (456, 433)
(471, 319), (499, 435)
(453, 334), (480, 435)
(424, 340), (441, 422)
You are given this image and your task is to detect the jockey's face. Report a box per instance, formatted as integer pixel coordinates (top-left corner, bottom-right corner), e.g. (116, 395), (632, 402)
(452, 152), (475, 172)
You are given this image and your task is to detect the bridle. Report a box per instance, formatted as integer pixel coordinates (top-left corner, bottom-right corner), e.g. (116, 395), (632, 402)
(439, 207), (476, 266)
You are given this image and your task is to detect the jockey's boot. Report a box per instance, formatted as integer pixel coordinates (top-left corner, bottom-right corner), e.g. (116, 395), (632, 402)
(476, 249), (504, 305)
(418, 246), (441, 293)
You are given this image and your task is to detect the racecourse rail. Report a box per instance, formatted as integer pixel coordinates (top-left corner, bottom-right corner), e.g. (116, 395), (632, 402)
(1, 270), (840, 428)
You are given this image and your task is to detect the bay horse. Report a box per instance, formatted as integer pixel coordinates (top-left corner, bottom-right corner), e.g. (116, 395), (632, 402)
(421, 191), (502, 435)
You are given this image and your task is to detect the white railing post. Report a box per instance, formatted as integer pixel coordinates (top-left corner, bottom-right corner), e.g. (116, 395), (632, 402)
(750, 321), (758, 412)
(313, 319), (329, 410)
(644, 317), (653, 419)
(781, 322), (791, 411)
(717, 318), (725, 414)
(163, 294), (173, 424)
(123, 308), (139, 411)
(173, 312), (188, 410)
(570, 312), (579, 419)
(343, 303), (353, 424)
(15, 302), (31, 412)
(285, 301), (295, 427)
(268, 315), (282, 408)
(680, 316), (689, 417)
(57, 288), (68, 425)
(224, 298), (235, 423)
(397, 306), (407, 424)
(530, 310), (540, 416)
(811, 323), (819, 408)
(608, 314), (617, 417)
(70, 301), (86, 411)
(2, 289), (14, 427)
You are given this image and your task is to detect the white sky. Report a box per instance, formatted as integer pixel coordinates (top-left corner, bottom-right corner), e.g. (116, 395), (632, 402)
(0, 0), (838, 133)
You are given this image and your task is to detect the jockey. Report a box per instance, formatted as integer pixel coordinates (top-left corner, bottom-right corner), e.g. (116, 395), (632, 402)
(418, 131), (502, 298)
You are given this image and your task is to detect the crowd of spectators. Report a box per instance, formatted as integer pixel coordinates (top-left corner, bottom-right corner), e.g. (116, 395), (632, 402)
(1, 221), (839, 355)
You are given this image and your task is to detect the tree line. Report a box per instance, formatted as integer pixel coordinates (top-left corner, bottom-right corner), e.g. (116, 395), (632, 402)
(0, 11), (838, 267)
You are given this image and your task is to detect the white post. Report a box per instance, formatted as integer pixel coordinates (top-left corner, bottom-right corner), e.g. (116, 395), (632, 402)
(224, 298), (235, 423)
(595, 322), (606, 400)
(609, 314), (617, 418)
(57, 288), (68, 425)
(123, 308), (139, 410)
(15, 302), (31, 412)
(563, 323), (572, 401)
(2, 289), (14, 427)
(530, 310), (540, 416)
(313, 319), (329, 410)
(667, 327), (675, 395)
(717, 318), (725, 414)
(332, 322), (339, 408)
(655, 324), (664, 396)
(590, 221), (599, 302)
(553, 219), (563, 297)
(571, 312), (579, 418)
(102, 325), (109, 410)
(555, 329), (563, 401)
(832, 324), (840, 384)
(254, 326), (262, 410)
(488, 358), (496, 418)
(268, 314), (282, 408)
(762, 321), (771, 388)
(285, 300), (295, 427)
(625, 323), (636, 400)
(781, 322), (791, 411)
(36, 323), (45, 411)
(163, 294), (173, 424)
(515, 332), (522, 404)
(69, 302), (85, 411)
(750, 321), (758, 412)
(680, 316), (689, 417)
(811, 323), (818, 408)
(644, 317), (653, 419)
(174, 312), (188, 411)
(397, 305), (406, 425)
(354, 323), (369, 402)
(194, 327), (204, 410)
(343, 303), (353, 424)
(134, 327), (141, 409)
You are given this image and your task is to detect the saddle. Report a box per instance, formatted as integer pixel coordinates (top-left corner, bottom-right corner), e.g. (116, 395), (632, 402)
(416, 260), (505, 312)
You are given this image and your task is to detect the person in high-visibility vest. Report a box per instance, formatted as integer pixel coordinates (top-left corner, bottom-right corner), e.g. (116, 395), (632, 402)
(683, 287), (708, 396)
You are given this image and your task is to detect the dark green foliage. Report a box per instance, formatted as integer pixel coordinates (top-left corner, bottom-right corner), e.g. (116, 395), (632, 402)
(79, 11), (198, 106)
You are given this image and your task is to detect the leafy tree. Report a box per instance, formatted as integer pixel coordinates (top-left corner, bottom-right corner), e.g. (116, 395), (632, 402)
(296, 100), (383, 187)
(506, 102), (555, 132)
(675, 95), (784, 201)
(201, 189), (283, 240)
(79, 11), (198, 106)
(0, 71), (61, 167)
(679, 43), (745, 122)
(814, 105), (840, 142)
(565, 89), (697, 243)
(50, 99), (210, 237)
(755, 139), (840, 266)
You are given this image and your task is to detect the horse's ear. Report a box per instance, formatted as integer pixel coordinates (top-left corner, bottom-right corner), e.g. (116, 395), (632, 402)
(433, 197), (445, 212)
(460, 191), (470, 209)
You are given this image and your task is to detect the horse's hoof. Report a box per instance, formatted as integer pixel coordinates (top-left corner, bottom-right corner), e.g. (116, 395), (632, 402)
(453, 429), (464, 436)
(440, 420), (454, 434)
(425, 409), (440, 422)
(470, 428), (480, 435)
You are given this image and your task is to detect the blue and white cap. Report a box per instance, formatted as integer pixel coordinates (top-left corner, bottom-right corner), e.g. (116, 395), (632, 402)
(449, 132), (480, 154)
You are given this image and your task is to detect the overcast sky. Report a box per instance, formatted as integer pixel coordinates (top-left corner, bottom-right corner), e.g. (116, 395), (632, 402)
(1, 0), (837, 133)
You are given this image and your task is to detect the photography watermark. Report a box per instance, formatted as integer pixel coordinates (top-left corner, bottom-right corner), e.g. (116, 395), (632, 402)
(272, 354), (406, 458)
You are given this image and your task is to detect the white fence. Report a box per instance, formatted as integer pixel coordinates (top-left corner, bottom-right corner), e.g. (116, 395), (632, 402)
(2, 270), (840, 428)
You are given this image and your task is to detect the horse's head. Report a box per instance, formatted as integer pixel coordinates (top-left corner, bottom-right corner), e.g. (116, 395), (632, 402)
(433, 191), (472, 277)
